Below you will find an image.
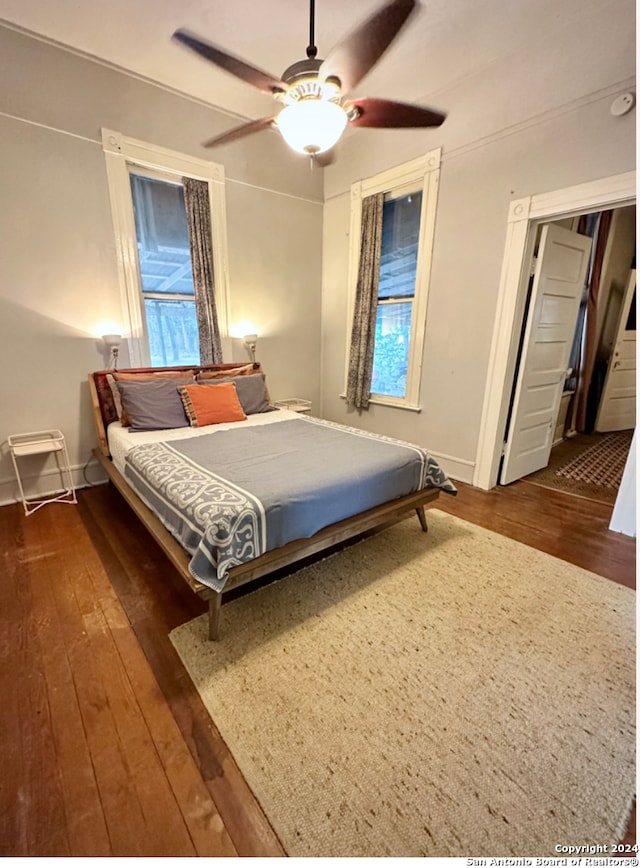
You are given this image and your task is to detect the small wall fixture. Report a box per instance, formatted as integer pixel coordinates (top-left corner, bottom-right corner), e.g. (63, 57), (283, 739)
(102, 333), (122, 369)
(610, 93), (635, 117)
(243, 334), (258, 362)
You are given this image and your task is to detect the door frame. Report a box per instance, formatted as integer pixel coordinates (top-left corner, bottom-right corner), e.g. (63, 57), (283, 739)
(473, 171), (636, 490)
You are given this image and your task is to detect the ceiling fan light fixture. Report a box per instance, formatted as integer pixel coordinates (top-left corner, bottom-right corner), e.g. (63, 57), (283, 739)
(277, 98), (347, 155)
(177, 0), (447, 156)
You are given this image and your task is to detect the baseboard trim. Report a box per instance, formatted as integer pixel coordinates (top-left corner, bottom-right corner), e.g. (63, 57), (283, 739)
(0, 459), (107, 507)
(0, 449), (475, 506)
(426, 450), (475, 485)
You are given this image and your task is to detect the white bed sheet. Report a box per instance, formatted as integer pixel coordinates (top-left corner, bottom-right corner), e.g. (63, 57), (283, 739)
(107, 408), (300, 475)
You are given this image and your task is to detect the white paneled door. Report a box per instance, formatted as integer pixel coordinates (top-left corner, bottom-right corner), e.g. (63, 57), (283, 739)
(500, 223), (592, 485)
(595, 269), (636, 432)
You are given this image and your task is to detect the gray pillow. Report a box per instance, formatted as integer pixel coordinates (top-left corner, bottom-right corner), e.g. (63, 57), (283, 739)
(117, 377), (193, 430)
(202, 373), (275, 415)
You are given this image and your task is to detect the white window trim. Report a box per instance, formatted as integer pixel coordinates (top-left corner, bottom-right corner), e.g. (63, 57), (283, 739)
(102, 128), (231, 367)
(343, 149), (441, 410)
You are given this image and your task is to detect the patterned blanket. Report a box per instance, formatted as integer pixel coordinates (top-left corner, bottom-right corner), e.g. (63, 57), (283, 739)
(124, 415), (456, 592)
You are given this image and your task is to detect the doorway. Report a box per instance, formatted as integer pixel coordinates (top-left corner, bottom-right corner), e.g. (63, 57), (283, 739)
(502, 205), (636, 497)
(474, 171), (636, 493)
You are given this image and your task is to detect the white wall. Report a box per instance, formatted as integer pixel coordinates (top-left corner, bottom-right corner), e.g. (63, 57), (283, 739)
(610, 431), (636, 536)
(320, 0), (636, 483)
(0, 24), (323, 504)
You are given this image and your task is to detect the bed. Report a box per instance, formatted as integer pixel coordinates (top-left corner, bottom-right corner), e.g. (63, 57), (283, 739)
(89, 363), (456, 639)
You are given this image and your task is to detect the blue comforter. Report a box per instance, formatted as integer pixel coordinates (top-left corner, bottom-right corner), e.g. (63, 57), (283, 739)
(124, 415), (456, 591)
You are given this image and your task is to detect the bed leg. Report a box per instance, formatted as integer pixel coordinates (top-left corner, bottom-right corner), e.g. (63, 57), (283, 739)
(208, 595), (222, 641)
(416, 506), (428, 533)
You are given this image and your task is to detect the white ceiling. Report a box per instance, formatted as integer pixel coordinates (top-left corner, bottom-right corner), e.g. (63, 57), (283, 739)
(0, 0), (615, 126)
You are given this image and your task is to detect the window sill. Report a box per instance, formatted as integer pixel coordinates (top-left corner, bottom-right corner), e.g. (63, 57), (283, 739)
(339, 394), (422, 413)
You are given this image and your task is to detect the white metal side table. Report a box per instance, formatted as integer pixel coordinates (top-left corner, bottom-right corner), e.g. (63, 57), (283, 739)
(273, 398), (312, 414)
(8, 429), (77, 516)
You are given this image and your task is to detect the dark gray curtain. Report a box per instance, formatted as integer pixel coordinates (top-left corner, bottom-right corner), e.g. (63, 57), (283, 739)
(183, 177), (223, 364)
(346, 192), (384, 409)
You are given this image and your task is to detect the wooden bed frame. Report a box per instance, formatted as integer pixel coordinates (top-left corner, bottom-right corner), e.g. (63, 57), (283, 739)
(88, 363), (441, 639)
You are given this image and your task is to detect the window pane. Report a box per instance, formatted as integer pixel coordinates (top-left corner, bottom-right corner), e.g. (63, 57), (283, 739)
(130, 174), (196, 296)
(144, 298), (200, 367)
(372, 190), (421, 398)
(378, 191), (422, 300)
(371, 302), (412, 398)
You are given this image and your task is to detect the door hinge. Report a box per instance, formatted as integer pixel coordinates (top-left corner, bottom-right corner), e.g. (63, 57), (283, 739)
(501, 441), (508, 457)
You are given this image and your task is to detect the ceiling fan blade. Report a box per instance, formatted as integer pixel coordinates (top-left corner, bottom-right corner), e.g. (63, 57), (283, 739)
(345, 97), (446, 128)
(202, 116), (277, 148)
(173, 29), (287, 95)
(319, 0), (417, 94)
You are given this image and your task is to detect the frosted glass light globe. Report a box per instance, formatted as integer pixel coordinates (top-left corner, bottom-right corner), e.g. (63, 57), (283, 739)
(277, 99), (348, 155)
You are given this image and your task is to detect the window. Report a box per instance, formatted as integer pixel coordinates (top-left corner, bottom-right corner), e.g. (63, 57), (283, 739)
(372, 190), (423, 397)
(102, 129), (230, 367)
(129, 174), (199, 366)
(346, 150), (441, 410)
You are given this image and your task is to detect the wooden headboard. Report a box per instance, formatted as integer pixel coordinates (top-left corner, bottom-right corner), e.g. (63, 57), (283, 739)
(88, 362), (263, 457)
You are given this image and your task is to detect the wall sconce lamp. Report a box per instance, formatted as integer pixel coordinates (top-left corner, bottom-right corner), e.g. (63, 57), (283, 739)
(102, 333), (122, 369)
(243, 333), (258, 363)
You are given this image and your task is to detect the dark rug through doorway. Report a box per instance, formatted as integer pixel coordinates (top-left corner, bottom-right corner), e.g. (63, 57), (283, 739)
(522, 430), (633, 505)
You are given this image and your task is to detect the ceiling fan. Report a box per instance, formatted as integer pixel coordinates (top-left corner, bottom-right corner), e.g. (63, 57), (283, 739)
(172, 0), (446, 160)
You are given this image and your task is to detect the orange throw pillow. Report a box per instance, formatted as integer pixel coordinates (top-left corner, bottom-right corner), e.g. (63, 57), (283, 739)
(179, 382), (247, 427)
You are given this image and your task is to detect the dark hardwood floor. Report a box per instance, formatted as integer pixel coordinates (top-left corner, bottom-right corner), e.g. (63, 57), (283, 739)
(436, 478), (636, 589)
(0, 479), (635, 856)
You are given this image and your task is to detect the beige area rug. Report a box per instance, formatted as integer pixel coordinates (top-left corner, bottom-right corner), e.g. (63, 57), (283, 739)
(170, 510), (636, 858)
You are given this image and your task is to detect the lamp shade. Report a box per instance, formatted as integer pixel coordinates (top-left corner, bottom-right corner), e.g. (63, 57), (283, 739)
(277, 100), (347, 155)
(102, 333), (122, 349)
